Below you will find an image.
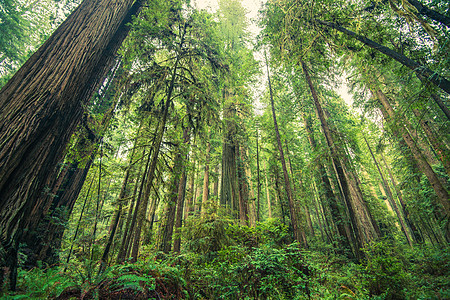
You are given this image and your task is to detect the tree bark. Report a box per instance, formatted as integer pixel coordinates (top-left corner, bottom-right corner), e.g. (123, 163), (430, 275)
(220, 89), (239, 215)
(302, 112), (352, 252)
(237, 145), (249, 226)
(161, 126), (190, 253)
(316, 19), (450, 99)
(380, 152), (422, 243)
(266, 55), (300, 243)
(0, 0), (143, 289)
(173, 170), (188, 253)
(100, 128), (140, 270)
(256, 130), (261, 222)
(301, 60), (378, 257)
(411, 108), (450, 175)
(364, 136), (413, 247)
(201, 139), (211, 218)
(406, 0), (450, 27)
(264, 162), (272, 219)
(373, 88), (450, 216)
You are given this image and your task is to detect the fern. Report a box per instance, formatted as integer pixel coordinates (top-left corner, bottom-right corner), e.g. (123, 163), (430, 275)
(113, 273), (155, 292)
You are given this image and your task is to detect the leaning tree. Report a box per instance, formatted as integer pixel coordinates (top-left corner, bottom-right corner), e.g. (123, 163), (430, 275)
(0, 0), (144, 289)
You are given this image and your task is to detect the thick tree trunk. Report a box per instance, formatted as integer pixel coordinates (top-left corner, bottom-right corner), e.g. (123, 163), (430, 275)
(0, 0), (143, 289)
(220, 91), (239, 215)
(302, 60), (378, 257)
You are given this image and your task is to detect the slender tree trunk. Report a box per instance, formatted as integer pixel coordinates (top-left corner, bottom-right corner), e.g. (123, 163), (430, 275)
(364, 136), (413, 246)
(302, 112), (352, 252)
(405, 0), (450, 27)
(90, 143), (103, 261)
(201, 140), (211, 218)
(100, 128), (140, 270)
(173, 171), (188, 253)
(64, 167), (97, 271)
(256, 130), (261, 222)
(380, 153), (423, 243)
(373, 88), (450, 216)
(169, 145), (188, 247)
(264, 162), (272, 219)
(184, 171), (195, 220)
(245, 148), (257, 227)
(213, 165), (219, 198)
(411, 108), (450, 175)
(266, 54), (300, 243)
(116, 147), (146, 263)
(316, 19), (450, 101)
(161, 126), (190, 253)
(237, 145), (249, 226)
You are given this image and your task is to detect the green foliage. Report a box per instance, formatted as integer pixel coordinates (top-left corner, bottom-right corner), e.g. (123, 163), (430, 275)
(12, 265), (75, 299)
(183, 214), (233, 256)
(360, 241), (409, 299)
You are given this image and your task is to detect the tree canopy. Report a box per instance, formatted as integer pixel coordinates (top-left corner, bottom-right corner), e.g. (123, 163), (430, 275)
(0, 0), (449, 298)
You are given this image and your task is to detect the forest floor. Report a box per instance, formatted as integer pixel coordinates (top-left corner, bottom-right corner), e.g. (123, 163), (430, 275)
(2, 218), (449, 299)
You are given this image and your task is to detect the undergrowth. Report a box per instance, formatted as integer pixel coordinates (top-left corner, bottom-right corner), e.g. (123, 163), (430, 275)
(2, 217), (449, 299)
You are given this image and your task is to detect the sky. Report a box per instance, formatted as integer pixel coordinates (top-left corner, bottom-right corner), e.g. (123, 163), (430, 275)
(192, 0), (355, 112)
(193, 0), (264, 38)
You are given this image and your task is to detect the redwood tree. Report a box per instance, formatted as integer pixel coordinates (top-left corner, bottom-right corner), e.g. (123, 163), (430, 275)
(0, 0), (143, 289)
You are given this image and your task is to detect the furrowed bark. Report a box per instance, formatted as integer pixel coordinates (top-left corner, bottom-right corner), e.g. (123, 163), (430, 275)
(0, 0), (144, 289)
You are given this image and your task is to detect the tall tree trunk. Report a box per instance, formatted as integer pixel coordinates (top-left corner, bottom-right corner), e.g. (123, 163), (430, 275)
(316, 19), (450, 101)
(116, 147), (146, 263)
(64, 167), (97, 270)
(161, 126), (190, 253)
(380, 153), (422, 243)
(100, 128), (140, 270)
(302, 112), (352, 253)
(411, 108), (450, 175)
(266, 55), (301, 243)
(364, 136), (413, 246)
(0, 0), (144, 289)
(373, 88), (450, 216)
(245, 148), (257, 226)
(220, 90), (239, 215)
(302, 60), (377, 257)
(237, 145), (249, 226)
(184, 170), (195, 220)
(201, 139), (211, 218)
(256, 130), (261, 222)
(213, 165), (220, 198)
(264, 162), (272, 219)
(173, 171), (188, 253)
(405, 0), (450, 27)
